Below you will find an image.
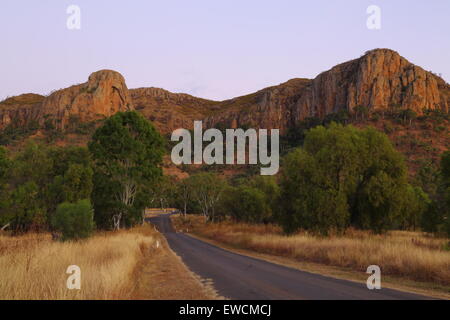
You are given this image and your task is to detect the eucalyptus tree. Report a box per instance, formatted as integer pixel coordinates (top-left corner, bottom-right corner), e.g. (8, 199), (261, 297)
(89, 111), (164, 230)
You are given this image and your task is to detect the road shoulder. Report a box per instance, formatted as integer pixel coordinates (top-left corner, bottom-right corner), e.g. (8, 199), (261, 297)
(131, 223), (221, 300)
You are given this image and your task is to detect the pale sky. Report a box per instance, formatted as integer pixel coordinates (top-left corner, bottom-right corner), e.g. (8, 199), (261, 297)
(0, 0), (449, 101)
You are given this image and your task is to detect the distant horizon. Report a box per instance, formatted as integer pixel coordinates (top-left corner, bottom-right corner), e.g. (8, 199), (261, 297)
(1, 1), (449, 101)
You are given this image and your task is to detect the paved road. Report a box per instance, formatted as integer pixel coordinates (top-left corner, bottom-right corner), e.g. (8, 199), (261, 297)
(148, 215), (431, 300)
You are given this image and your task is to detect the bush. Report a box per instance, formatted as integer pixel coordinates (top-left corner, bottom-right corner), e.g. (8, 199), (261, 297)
(51, 199), (94, 241)
(219, 185), (268, 223)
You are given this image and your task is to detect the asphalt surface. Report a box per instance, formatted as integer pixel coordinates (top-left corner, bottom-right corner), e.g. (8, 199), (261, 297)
(148, 214), (431, 300)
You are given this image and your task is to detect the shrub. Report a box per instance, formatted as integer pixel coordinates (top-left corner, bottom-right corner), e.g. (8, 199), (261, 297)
(51, 199), (94, 241)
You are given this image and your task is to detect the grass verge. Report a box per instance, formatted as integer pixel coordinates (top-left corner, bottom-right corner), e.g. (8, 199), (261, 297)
(0, 223), (218, 300)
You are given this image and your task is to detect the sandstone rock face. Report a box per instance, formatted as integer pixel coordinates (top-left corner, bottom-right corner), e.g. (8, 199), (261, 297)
(293, 49), (448, 123)
(0, 94), (44, 129)
(0, 70), (133, 132)
(204, 78), (310, 132)
(1, 49), (448, 136)
(205, 49), (449, 133)
(40, 70), (134, 130)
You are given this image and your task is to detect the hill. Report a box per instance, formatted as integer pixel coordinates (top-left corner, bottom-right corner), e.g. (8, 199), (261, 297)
(0, 48), (448, 176)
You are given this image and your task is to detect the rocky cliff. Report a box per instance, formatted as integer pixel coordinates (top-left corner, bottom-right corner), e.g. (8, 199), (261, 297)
(1, 49), (449, 136)
(293, 49), (448, 121)
(0, 94), (44, 129)
(0, 70), (133, 131)
(204, 78), (311, 132)
(205, 49), (449, 133)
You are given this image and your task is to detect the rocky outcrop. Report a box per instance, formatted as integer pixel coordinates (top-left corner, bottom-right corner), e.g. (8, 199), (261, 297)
(40, 70), (134, 130)
(1, 49), (448, 136)
(0, 70), (133, 131)
(292, 49), (448, 123)
(205, 49), (449, 133)
(0, 94), (44, 129)
(204, 78), (310, 132)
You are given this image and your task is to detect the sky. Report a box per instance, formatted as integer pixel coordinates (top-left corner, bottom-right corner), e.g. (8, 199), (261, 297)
(0, 0), (449, 101)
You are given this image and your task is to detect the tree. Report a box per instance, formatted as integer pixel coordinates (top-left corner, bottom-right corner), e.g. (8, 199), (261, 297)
(219, 185), (268, 223)
(6, 142), (52, 232)
(353, 105), (370, 122)
(91, 170), (118, 229)
(89, 111), (164, 230)
(0, 147), (11, 230)
(247, 175), (280, 222)
(279, 148), (349, 234)
(10, 142), (53, 189)
(51, 199), (94, 241)
(279, 123), (412, 234)
(46, 146), (94, 213)
(414, 160), (439, 197)
(0, 147), (9, 180)
(400, 108), (417, 126)
(398, 185), (429, 230)
(8, 182), (46, 233)
(0, 143), (94, 233)
(62, 163), (93, 203)
(188, 173), (226, 222)
(176, 177), (194, 216)
(421, 151), (449, 235)
(153, 176), (177, 210)
(347, 126), (409, 233)
(442, 153), (450, 233)
(355, 172), (406, 233)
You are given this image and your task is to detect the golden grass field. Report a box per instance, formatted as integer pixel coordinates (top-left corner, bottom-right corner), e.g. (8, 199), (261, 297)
(0, 223), (216, 300)
(173, 215), (450, 288)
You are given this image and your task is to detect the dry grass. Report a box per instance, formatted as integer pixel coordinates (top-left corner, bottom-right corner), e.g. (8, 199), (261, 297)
(131, 231), (220, 300)
(0, 224), (218, 300)
(0, 227), (156, 299)
(173, 215), (450, 287)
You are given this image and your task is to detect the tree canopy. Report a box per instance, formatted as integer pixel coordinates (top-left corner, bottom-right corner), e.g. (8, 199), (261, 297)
(279, 123), (426, 234)
(89, 111), (164, 230)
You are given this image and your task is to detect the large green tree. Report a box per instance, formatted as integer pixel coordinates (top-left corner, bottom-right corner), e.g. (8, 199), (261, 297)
(280, 148), (349, 234)
(89, 111), (164, 230)
(279, 123), (420, 234)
